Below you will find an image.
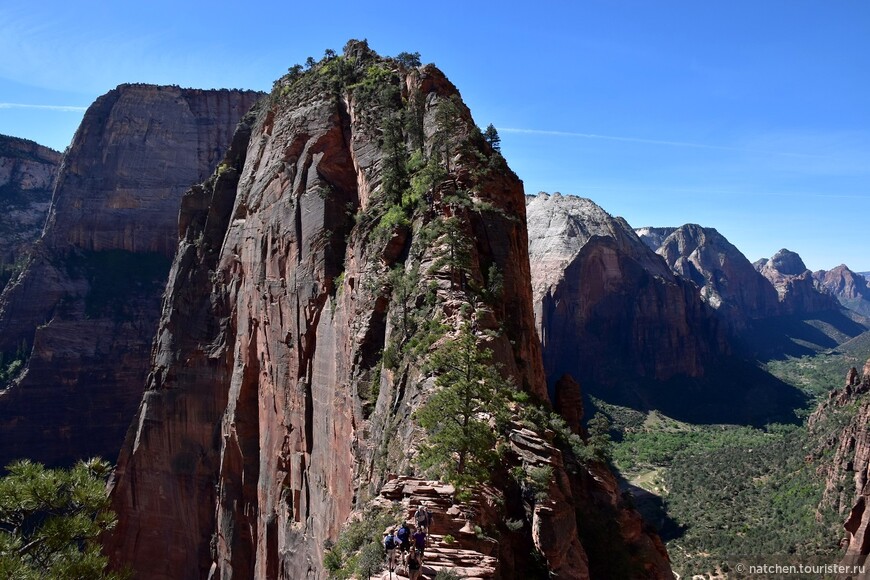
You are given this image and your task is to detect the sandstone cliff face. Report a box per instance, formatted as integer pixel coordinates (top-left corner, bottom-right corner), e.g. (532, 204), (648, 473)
(814, 265), (870, 318)
(755, 249), (840, 315)
(107, 45), (671, 580)
(0, 135), (60, 283)
(808, 360), (870, 569)
(527, 193), (726, 390)
(641, 230), (868, 357)
(643, 224), (780, 331)
(0, 85), (261, 467)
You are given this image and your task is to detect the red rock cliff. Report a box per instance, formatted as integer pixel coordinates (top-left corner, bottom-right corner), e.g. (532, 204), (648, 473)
(642, 223), (781, 332)
(814, 265), (870, 318)
(0, 85), (261, 467)
(107, 44), (671, 579)
(527, 194), (726, 389)
(809, 360), (870, 568)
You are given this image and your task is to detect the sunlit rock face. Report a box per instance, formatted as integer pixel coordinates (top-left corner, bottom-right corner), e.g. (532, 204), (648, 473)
(527, 193), (726, 387)
(0, 135), (60, 286)
(107, 46), (671, 580)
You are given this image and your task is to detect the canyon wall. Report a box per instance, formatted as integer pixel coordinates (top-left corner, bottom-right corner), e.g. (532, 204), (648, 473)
(640, 224), (781, 331)
(640, 227), (870, 357)
(0, 135), (60, 286)
(0, 85), (261, 467)
(808, 360), (870, 569)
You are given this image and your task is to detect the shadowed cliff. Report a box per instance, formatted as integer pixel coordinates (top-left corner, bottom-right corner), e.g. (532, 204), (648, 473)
(0, 85), (262, 467)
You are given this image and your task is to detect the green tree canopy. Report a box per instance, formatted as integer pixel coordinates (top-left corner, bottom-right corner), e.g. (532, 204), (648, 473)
(430, 216), (473, 291)
(415, 323), (512, 495)
(433, 95), (464, 172)
(395, 51), (422, 68)
(482, 124), (501, 152)
(0, 458), (124, 580)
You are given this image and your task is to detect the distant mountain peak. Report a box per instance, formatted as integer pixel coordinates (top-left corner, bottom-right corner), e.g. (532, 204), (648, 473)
(767, 248), (808, 276)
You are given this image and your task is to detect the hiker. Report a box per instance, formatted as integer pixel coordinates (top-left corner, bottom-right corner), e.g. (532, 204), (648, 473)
(396, 521), (411, 555)
(407, 546), (422, 580)
(383, 528), (400, 572)
(414, 504), (429, 534)
(412, 526), (427, 559)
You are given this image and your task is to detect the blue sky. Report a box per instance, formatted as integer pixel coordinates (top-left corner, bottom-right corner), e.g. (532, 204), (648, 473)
(1, 0), (867, 270)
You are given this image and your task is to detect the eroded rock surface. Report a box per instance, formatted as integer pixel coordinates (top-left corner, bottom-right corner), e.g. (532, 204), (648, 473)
(642, 224), (780, 331)
(107, 45), (671, 580)
(814, 265), (870, 318)
(0, 135), (60, 286)
(755, 249), (840, 315)
(809, 360), (870, 571)
(527, 193), (725, 388)
(642, 228), (869, 357)
(0, 85), (261, 467)
(107, 47), (546, 580)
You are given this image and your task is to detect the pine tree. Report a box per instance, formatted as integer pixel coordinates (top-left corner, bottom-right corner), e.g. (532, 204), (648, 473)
(431, 217), (473, 291)
(0, 458), (125, 579)
(388, 264), (421, 342)
(380, 113), (409, 206)
(405, 91), (426, 155)
(586, 413), (613, 462)
(415, 323), (512, 495)
(433, 95), (464, 172)
(483, 124), (501, 152)
(395, 51), (422, 68)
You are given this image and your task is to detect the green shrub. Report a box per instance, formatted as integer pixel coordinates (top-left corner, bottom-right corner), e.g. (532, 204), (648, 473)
(323, 505), (398, 579)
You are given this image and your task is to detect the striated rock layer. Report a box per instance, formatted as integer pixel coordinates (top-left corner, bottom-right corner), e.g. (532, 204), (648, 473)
(0, 135), (61, 285)
(528, 195), (808, 424)
(107, 44), (671, 580)
(0, 85), (261, 467)
(526, 194), (735, 408)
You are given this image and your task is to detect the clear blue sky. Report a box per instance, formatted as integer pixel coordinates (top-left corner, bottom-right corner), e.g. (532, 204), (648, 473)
(2, 0), (867, 270)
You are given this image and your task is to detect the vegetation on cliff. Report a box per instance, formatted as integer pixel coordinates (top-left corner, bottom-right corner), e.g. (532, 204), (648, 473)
(0, 458), (123, 580)
(415, 323), (513, 497)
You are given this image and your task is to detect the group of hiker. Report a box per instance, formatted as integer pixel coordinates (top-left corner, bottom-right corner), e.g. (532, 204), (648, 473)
(383, 504), (433, 579)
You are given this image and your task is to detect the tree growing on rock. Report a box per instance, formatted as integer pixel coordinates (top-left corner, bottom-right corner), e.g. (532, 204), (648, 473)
(395, 51), (422, 68)
(430, 216), (473, 291)
(415, 323), (512, 497)
(482, 124), (501, 152)
(433, 95), (465, 173)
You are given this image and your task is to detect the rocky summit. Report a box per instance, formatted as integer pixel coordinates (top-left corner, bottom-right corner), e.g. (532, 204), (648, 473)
(641, 223), (781, 331)
(0, 85), (261, 468)
(814, 264), (870, 317)
(641, 226), (870, 357)
(105, 43), (671, 580)
(755, 248), (840, 314)
(527, 193), (725, 392)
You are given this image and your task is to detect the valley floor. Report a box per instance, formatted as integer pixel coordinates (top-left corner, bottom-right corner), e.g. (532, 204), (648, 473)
(605, 336), (870, 578)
